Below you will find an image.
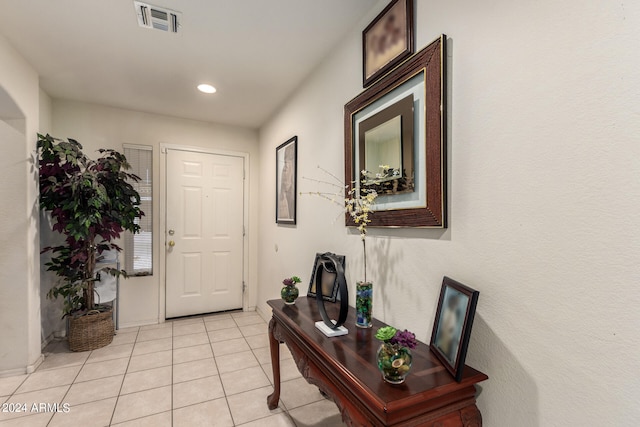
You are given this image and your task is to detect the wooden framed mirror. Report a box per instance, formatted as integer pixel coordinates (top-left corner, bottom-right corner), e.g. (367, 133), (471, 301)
(344, 35), (446, 228)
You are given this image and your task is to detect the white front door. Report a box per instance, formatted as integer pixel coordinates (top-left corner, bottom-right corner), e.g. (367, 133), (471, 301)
(165, 149), (244, 318)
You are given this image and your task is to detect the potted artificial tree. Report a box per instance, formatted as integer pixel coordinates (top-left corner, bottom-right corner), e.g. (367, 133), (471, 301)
(38, 134), (143, 351)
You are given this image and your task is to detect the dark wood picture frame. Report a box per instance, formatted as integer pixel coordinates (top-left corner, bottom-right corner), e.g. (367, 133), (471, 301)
(276, 136), (297, 225)
(429, 277), (479, 382)
(346, 35), (446, 228)
(363, 0), (414, 87)
(307, 252), (346, 303)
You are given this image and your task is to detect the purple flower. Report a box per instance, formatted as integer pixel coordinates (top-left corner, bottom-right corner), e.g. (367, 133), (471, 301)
(390, 329), (417, 349)
(282, 278), (294, 286)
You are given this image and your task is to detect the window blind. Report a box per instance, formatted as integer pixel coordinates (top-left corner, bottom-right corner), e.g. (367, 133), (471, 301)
(124, 145), (153, 276)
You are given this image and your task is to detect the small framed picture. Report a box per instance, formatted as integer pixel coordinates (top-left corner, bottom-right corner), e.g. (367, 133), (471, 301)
(430, 277), (480, 382)
(362, 0), (414, 87)
(307, 252), (346, 303)
(276, 136), (297, 224)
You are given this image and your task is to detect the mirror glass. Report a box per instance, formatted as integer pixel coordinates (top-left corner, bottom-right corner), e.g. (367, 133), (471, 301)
(364, 116), (402, 173)
(358, 94), (414, 195)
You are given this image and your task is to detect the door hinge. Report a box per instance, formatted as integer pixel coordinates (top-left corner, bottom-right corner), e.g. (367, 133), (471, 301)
(243, 225), (246, 237)
(242, 281), (246, 293)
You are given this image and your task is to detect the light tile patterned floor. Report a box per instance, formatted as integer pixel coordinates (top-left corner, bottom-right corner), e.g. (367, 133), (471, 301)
(0, 311), (345, 426)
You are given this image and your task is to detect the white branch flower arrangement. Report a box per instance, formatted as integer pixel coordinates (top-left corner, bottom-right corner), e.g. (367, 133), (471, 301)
(302, 166), (377, 282)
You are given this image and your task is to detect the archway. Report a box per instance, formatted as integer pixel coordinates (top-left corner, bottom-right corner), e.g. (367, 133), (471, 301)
(0, 84), (41, 374)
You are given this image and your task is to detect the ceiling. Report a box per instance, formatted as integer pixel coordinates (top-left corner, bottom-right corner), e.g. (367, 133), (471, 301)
(0, 0), (377, 129)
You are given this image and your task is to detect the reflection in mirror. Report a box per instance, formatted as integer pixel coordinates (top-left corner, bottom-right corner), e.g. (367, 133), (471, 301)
(358, 94), (414, 195)
(365, 116), (402, 173)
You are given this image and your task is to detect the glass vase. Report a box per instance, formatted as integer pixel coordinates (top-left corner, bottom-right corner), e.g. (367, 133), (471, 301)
(281, 284), (299, 305)
(376, 343), (413, 384)
(355, 281), (372, 328)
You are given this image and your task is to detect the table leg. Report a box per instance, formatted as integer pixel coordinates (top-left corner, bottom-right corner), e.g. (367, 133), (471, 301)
(267, 317), (281, 410)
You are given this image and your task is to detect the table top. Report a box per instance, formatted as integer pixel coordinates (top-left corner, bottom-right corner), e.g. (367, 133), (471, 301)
(268, 297), (488, 414)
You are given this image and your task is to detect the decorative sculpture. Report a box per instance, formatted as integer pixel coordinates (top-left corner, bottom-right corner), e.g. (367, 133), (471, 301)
(314, 252), (349, 336)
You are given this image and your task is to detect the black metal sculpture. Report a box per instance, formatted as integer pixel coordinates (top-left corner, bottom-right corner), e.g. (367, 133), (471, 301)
(314, 252), (349, 330)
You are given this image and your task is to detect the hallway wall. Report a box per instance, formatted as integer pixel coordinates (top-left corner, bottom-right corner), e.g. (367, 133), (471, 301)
(0, 34), (42, 375)
(257, 1), (640, 425)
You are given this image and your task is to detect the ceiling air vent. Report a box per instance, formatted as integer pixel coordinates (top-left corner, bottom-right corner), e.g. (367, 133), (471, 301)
(134, 1), (181, 33)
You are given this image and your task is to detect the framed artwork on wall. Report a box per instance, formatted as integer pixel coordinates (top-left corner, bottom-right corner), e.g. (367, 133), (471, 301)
(346, 35), (447, 228)
(276, 136), (297, 225)
(429, 277), (480, 382)
(362, 0), (414, 87)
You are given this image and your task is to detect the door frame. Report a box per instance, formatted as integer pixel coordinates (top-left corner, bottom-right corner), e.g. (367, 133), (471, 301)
(159, 143), (250, 321)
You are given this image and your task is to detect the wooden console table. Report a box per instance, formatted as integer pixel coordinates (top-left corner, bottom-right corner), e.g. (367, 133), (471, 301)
(267, 297), (488, 426)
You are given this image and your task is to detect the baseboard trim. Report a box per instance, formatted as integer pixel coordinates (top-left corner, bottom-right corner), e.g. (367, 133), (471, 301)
(118, 318), (164, 329)
(27, 354), (44, 373)
(256, 305), (271, 322)
(0, 354), (44, 378)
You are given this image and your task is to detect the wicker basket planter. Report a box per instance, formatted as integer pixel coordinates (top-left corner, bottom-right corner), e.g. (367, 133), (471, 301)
(68, 308), (114, 352)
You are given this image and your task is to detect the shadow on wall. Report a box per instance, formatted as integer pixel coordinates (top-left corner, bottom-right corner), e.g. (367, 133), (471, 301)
(363, 227), (447, 325)
(39, 211), (66, 344)
(368, 235), (400, 322)
(468, 314), (539, 427)
(366, 234), (435, 327)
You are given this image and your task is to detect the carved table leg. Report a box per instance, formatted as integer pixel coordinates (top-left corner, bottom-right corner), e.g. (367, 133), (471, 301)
(267, 317), (281, 410)
(460, 405), (482, 427)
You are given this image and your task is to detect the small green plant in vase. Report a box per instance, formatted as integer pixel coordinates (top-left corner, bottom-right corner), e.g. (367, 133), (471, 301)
(375, 326), (418, 384)
(281, 276), (302, 305)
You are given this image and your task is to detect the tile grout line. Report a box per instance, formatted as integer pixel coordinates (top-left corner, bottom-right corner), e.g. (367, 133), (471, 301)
(211, 317), (235, 426)
(228, 315), (288, 425)
(2, 340), (84, 426)
(11, 332), (119, 426)
(5, 313), (282, 427)
(170, 320), (174, 427)
(0, 352), (59, 427)
(102, 322), (176, 424)
(47, 342), (95, 427)
(108, 410), (172, 427)
(4, 360), (33, 399)
(107, 326), (139, 426)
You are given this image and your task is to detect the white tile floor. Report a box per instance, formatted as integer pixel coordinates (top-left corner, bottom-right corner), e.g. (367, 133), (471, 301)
(0, 311), (346, 426)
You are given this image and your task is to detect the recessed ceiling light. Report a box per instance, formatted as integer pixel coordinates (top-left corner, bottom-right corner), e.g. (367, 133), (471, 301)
(197, 84), (216, 94)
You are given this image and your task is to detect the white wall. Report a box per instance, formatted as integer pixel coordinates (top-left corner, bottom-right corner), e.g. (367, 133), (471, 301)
(258, 0), (640, 425)
(38, 89), (52, 134)
(0, 34), (42, 375)
(37, 89), (66, 345)
(52, 100), (260, 328)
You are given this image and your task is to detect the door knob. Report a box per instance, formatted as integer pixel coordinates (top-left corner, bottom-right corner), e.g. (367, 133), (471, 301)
(168, 240), (175, 247)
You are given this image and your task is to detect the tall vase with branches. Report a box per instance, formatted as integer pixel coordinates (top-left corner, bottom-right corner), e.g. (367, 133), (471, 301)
(347, 184), (377, 328)
(303, 166), (377, 328)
